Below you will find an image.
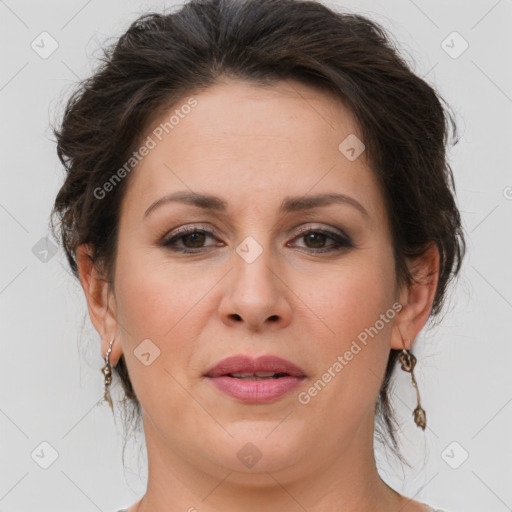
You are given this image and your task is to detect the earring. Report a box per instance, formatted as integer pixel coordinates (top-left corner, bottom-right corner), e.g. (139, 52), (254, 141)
(397, 338), (427, 430)
(101, 337), (115, 409)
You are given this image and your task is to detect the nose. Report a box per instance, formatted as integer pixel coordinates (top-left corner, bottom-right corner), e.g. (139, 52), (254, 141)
(218, 243), (293, 333)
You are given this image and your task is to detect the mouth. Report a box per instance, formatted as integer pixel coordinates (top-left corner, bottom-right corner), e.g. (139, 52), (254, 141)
(205, 354), (306, 378)
(204, 355), (306, 403)
(226, 371), (292, 380)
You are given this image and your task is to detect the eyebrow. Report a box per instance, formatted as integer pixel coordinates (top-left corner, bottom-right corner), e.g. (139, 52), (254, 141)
(143, 191), (369, 218)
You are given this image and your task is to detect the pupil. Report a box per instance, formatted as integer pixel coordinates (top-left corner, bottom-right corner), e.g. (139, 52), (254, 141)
(305, 232), (325, 248)
(184, 232), (204, 248)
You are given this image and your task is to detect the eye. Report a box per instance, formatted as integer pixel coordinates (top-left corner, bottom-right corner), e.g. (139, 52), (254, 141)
(160, 225), (353, 254)
(288, 228), (353, 253)
(161, 226), (222, 253)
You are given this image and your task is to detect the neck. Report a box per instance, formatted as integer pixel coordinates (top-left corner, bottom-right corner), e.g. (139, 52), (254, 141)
(134, 412), (404, 512)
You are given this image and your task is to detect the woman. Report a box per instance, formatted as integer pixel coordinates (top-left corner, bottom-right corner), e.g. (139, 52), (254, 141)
(51, 0), (465, 510)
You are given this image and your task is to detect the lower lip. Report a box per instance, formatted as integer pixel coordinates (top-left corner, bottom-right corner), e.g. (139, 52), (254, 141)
(207, 375), (305, 403)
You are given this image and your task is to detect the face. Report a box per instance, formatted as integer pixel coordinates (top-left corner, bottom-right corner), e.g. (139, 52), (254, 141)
(106, 79), (404, 483)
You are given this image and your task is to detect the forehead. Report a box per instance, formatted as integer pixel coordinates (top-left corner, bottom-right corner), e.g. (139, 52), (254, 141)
(121, 78), (384, 221)
(150, 78), (362, 159)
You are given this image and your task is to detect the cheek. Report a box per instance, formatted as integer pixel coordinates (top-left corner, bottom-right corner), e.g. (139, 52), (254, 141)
(112, 244), (225, 391)
(112, 250), (204, 419)
(114, 241), (197, 338)
(298, 245), (397, 413)
(312, 247), (397, 346)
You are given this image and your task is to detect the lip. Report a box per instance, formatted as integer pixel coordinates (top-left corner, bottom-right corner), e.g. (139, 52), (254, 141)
(204, 354), (307, 403)
(205, 354), (306, 378)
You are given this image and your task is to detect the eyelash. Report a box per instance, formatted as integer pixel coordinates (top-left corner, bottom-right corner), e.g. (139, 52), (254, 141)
(160, 225), (353, 254)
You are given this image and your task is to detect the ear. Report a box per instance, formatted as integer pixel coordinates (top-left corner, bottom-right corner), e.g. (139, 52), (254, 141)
(77, 244), (123, 366)
(390, 243), (440, 350)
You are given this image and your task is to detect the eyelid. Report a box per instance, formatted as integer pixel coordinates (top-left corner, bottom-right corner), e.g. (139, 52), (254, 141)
(292, 223), (348, 238)
(162, 222), (349, 242)
(162, 223), (222, 240)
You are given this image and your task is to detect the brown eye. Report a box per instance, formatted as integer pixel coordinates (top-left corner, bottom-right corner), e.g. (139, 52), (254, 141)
(161, 228), (221, 253)
(181, 231), (207, 248)
(290, 229), (353, 253)
(161, 226), (352, 254)
(303, 232), (327, 249)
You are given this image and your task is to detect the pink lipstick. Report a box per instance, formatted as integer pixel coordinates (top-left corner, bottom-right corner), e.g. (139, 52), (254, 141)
(204, 354), (306, 403)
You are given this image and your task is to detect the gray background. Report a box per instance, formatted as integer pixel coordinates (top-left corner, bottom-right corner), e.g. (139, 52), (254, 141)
(1, 1), (511, 511)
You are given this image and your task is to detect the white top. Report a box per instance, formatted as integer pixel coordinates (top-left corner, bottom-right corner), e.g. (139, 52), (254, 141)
(116, 506), (448, 511)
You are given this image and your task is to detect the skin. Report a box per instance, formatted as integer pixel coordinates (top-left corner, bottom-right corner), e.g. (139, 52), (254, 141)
(78, 79), (439, 512)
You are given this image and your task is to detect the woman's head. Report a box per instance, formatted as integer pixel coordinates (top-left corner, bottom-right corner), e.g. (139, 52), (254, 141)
(51, 0), (465, 467)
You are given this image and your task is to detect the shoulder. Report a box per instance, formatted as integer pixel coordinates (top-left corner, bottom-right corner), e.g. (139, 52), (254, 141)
(412, 501), (449, 512)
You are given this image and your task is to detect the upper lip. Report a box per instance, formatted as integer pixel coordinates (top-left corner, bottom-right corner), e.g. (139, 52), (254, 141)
(204, 355), (306, 378)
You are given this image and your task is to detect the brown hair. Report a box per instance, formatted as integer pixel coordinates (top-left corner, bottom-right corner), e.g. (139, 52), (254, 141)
(50, 0), (466, 457)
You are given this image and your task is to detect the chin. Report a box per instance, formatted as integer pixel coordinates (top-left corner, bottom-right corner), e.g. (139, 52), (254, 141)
(207, 423), (309, 476)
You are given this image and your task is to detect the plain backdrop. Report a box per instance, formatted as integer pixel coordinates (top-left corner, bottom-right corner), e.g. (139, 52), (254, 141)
(1, 1), (511, 511)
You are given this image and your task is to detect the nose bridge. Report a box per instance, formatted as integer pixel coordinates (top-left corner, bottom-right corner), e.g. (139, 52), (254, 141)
(233, 233), (278, 303)
(219, 232), (292, 330)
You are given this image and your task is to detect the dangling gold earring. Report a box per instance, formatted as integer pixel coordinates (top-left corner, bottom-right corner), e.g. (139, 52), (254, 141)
(101, 337), (115, 409)
(397, 333), (426, 430)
